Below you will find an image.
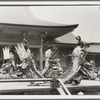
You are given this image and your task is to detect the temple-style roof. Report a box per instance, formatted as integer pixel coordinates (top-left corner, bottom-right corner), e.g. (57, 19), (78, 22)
(51, 32), (92, 46)
(0, 6), (76, 27)
(51, 33), (78, 45)
(87, 44), (100, 54)
(0, 6), (78, 42)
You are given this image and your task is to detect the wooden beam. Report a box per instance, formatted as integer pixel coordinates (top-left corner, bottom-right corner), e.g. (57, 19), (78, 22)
(0, 42), (42, 48)
(0, 85), (51, 94)
(66, 80), (100, 94)
(57, 88), (66, 95)
(0, 78), (52, 82)
(93, 56), (96, 69)
(39, 47), (43, 70)
(39, 37), (43, 70)
(57, 79), (71, 95)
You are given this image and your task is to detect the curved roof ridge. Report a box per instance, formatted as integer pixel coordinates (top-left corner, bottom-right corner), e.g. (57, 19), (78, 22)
(0, 6), (78, 27)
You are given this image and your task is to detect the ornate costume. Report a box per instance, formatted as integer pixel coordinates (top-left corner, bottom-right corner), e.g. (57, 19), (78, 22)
(42, 47), (63, 78)
(0, 46), (18, 79)
(15, 43), (43, 78)
(71, 38), (99, 85)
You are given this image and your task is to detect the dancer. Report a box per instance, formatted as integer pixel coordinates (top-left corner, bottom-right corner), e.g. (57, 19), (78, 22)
(71, 36), (99, 85)
(0, 46), (17, 79)
(15, 43), (43, 78)
(42, 46), (63, 77)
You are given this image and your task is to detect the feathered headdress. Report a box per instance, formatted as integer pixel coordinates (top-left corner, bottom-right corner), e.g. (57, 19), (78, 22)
(2, 47), (11, 60)
(15, 43), (28, 61)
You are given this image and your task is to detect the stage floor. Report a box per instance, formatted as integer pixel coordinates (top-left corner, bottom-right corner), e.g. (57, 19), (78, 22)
(66, 80), (100, 95)
(0, 80), (100, 95)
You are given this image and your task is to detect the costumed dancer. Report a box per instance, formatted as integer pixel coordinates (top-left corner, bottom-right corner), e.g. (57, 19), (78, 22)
(41, 46), (53, 77)
(15, 42), (43, 78)
(71, 36), (99, 85)
(0, 46), (17, 79)
(41, 46), (63, 77)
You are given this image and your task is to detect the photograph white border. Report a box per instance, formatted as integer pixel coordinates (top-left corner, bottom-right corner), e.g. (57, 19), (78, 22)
(0, 1), (99, 6)
(0, 1), (100, 99)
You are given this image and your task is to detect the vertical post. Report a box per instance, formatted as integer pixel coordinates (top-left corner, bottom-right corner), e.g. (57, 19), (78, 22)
(34, 52), (37, 64)
(51, 66), (58, 95)
(40, 39), (43, 71)
(39, 32), (47, 71)
(93, 55), (95, 71)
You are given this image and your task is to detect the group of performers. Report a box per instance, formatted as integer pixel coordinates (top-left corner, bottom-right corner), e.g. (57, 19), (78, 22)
(0, 43), (44, 79)
(0, 41), (63, 79)
(0, 36), (99, 85)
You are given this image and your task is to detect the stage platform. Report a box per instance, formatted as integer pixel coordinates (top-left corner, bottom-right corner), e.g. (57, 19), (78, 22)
(66, 80), (100, 95)
(0, 80), (100, 95)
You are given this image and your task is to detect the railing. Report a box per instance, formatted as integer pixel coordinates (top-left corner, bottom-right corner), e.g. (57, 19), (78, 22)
(0, 78), (71, 95)
(57, 79), (71, 95)
(0, 78), (52, 82)
(0, 78), (53, 94)
(51, 66), (71, 95)
(0, 66), (71, 95)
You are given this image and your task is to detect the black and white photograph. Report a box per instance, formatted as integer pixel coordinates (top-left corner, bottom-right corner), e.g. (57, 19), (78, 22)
(0, 1), (100, 97)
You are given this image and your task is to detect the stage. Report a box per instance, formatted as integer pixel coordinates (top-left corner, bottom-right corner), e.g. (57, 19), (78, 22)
(67, 80), (100, 95)
(0, 79), (100, 95)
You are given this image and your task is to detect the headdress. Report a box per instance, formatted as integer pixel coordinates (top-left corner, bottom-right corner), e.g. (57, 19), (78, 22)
(15, 43), (28, 61)
(2, 47), (11, 60)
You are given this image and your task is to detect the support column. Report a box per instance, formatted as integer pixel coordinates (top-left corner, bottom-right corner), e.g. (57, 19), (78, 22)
(39, 32), (47, 71)
(40, 46), (43, 71)
(34, 51), (37, 65)
(93, 55), (96, 71)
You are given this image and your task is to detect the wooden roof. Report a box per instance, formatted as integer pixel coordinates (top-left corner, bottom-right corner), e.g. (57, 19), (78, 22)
(51, 33), (78, 45)
(0, 6), (78, 44)
(87, 44), (100, 54)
